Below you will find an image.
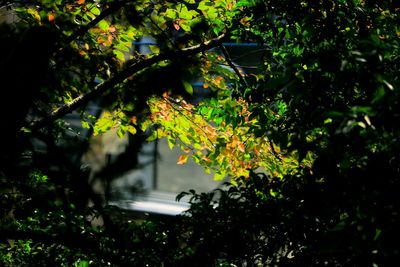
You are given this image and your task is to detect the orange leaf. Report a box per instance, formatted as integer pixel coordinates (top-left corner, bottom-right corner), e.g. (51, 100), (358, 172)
(240, 17), (251, 27)
(131, 116), (137, 124)
(203, 83), (209, 89)
(162, 91), (169, 98)
(214, 76), (223, 85)
(76, 0), (85, 5)
(48, 13), (55, 22)
(238, 142), (245, 153)
(177, 154), (188, 165)
(202, 156), (212, 163)
(107, 34), (113, 43)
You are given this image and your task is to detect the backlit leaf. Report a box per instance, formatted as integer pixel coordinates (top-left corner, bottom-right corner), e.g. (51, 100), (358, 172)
(48, 13), (55, 22)
(113, 50), (125, 61)
(177, 154), (188, 165)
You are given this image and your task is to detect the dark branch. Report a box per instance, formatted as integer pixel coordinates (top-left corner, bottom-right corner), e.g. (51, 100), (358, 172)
(28, 34), (225, 131)
(218, 42), (250, 89)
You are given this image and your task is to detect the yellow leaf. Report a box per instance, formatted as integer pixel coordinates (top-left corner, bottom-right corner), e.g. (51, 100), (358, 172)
(127, 125), (137, 135)
(27, 8), (41, 23)
(214, 172), (226, 180)
(177, 154), (188, 165)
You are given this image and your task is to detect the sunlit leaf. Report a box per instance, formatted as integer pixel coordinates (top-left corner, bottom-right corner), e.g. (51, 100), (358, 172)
(167, 137), (175, 150)
(214, 172), (226, 180)
(98, 20), (109, 30)
(127, 125), (137, 135)
(90, 6), (101, 16)
(48, 13), (55, 22)
(177, 154), (188, 165)
(113, 50), (125, 61)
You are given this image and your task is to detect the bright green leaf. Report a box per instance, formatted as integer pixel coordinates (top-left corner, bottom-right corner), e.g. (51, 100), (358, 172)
(90, 6), (101, 16)
(113, 50), (125, 61)
(127, 125), (137, 135)
(98, 20), (109, 30)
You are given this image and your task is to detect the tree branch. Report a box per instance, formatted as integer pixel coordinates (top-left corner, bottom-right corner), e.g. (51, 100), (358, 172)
(218, 42), (250, 89)
(28, 34), (225, 131)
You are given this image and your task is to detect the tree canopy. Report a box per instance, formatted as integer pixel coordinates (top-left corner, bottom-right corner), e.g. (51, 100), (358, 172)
(1, 0), (399, 266)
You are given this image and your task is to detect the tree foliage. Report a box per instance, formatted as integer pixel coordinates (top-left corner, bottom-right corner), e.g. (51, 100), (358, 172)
(1, 0), (399, 266)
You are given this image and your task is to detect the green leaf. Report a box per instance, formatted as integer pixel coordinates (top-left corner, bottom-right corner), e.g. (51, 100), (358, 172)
(117, 127), (126, 138)
(180, 23), (191, 32)
(81, 120), (91, 129)
(165, 8), (177, 19)
(149, 45), (160, 54)
(113, 50), (125, 61)
(198, 1), (212, 11)
(115, 43), (130, 52)
(98, 20), (109, 30)
(183, 80), (193, 95)
(94, 115), (114, 135)
(374, 228), (382, 241)
(90, 6), (101, 16)
(214, 172), (226, 180)
(167, 136), (176, 149)
(372, 86), (386, 104)
(127, 125), (137, 135)
(180, 134), (191, 144)
(78, 260), (89, 267)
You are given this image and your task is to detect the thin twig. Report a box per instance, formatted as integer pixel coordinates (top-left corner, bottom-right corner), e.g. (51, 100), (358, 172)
(231, 48), (271, 61)
(269, 140), (282, 161)
(148, 14), (176, 48)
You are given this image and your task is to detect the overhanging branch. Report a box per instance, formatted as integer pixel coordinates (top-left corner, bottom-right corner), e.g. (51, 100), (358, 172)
(28, 34), (225, 131)
(65, 1), (124, 44)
